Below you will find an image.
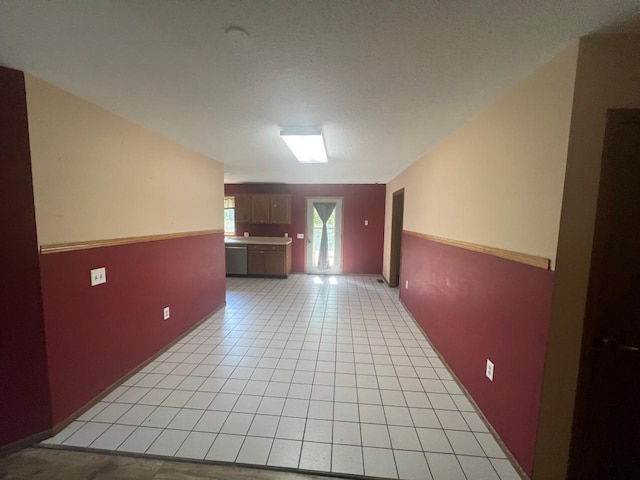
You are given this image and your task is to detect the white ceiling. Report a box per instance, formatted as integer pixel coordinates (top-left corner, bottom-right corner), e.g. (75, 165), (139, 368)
(1, 1), (639, 184)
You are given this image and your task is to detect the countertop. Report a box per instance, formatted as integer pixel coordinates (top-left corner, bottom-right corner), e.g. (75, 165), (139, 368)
(225, 236), (293, 246)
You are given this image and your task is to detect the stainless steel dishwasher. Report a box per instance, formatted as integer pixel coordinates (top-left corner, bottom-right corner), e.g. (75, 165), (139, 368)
(225, 244), (248, 275)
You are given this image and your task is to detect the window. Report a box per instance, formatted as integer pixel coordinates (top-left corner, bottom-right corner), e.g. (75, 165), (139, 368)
(224, 196), (235, 236)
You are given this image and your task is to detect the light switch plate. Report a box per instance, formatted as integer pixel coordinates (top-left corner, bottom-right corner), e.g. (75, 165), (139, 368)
(90, 267), (106, 286)
(163, 307), (170, 320)
(486, 359), (494, 381)
(297, 233), (304, 239)
(364, 220), (369, 225)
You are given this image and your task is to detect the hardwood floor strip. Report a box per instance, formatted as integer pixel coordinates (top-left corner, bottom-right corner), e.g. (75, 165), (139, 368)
(404, 230), (551, 270)
(0, 447), (341, 480)
(0, 430), (54, 459)
(40, 229), (224, 254)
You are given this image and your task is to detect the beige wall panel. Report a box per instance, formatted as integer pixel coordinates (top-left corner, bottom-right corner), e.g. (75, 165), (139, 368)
(383, 42), (579, 280)
(534, 35), (640, 480)
(25, 75), (223, 246)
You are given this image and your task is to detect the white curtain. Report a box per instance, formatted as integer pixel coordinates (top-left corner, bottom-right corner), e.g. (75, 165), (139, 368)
(314, 202), (336, 271)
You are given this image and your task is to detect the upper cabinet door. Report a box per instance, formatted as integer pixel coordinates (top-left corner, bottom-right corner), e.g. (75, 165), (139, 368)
(234, 194), (252, 223)
(270, 194), (291, 224)
(251, 195), (271, 223)
(241, 193), (291, 224)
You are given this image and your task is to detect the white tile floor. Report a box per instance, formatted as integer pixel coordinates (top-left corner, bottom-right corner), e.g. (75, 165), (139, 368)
(43, 275), (521, 480)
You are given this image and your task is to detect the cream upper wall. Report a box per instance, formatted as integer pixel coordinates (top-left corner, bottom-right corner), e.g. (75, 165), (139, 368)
(533, 35), (640, 480)
(382, 42), (579, 280)
(25, 74), (223, 246)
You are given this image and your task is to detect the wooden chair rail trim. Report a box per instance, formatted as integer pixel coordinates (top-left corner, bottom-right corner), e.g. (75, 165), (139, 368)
(403, 230), (551, 270)
(40, 229), (224, 254)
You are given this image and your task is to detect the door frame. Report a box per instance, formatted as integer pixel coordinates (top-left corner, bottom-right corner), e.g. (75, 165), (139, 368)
(567, 109), (640, 478)
(304, 196), (344, 274)
(388, 188), (405, 287)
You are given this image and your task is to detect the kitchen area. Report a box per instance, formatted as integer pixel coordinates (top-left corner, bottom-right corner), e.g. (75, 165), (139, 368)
(224, 193), (293, 278)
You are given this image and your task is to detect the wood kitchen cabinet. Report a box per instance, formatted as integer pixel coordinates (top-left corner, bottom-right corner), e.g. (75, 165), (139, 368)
(269, 194), (291, 224)
(234, 194), (252, 223)
(248, 194), (291, 224)
(247, 243), (292, 277)
(247, 248), (267, 275)
(251, 195), (271, 224)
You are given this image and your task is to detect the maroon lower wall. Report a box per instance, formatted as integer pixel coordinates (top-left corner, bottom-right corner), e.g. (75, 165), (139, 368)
(399, 233), (554, 476)
(0, 67), (52, 448)
(225, 184), (385, 274)
(40, 233), (226, 424)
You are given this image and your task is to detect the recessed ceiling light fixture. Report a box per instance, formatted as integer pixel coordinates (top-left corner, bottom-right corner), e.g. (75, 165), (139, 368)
(280, 127), (328, 163)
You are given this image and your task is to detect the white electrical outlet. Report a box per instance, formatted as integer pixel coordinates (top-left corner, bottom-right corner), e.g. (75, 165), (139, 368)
(364, 220), (369, 226)
(244, 232), (249, 237)
(405, 280), (409, 289)
(297, 233), (304, 239)
(90, 267), (106, 286)
(284, 233), (289, 238)
(163, 307), (170, 320)
(486, 359), (494, 381)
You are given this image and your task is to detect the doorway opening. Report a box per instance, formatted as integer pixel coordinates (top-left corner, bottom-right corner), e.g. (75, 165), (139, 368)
(305, 198), (343, 275)
(389, 188), (405, 287)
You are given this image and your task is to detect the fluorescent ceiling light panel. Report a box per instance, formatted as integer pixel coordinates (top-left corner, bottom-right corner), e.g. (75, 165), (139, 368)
(280, 127), (328, 163)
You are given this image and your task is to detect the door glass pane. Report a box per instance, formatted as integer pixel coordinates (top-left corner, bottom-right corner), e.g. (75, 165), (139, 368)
(312, 207), (336, 267)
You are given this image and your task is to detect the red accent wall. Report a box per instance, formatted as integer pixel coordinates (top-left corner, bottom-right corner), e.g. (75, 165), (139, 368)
(399, 233), (554, 476)
(0, 67), (52, 447)
(225, 184), (385, 274)
(39, 233), (226, 424)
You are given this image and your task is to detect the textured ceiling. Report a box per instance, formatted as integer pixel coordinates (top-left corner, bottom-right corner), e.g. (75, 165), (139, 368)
(1, 1), (639, 184)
